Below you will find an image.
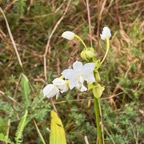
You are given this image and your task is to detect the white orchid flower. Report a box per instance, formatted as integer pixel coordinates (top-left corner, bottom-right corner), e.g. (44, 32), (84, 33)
(100, 27), (111, 40)
(43, 78), (68, 99)
(61, 61), (95, 92)
(43, 84), (59, 99)
(61, 31), (75, 40)
(52, 78), (69, 93)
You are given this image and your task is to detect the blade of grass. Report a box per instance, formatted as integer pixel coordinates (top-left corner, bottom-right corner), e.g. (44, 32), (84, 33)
(34, 120), (46, 144)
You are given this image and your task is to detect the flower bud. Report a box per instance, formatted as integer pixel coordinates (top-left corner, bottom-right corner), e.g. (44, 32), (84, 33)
(100, 26), (111, 40)
(61, 31), (75, 40)
(80, 47), (96, 61)
(94, 71), (101, 82)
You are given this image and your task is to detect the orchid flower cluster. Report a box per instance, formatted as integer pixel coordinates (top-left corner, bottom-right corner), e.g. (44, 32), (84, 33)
(43, 27), (111, 99)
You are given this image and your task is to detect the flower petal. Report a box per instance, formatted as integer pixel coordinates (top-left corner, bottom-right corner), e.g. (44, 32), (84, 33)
(53, 78), (69, 93)
(82, 63), (95, 82)
(69, 78), (78, 89)
(61, 69), (75, 79)
(83, 63), (95, 73)
(73, 61), (83, 72)
(53, 78), (65, 85)
(76, 82), (87, 92)
(80, 84), (87, 92)
(43, 84), (59, 98)
(84, 74), (95, 83)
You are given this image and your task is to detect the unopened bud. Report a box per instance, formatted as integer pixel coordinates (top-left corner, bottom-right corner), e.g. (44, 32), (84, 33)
(80, 47), (96, 61)
(95, 71), (101, 82)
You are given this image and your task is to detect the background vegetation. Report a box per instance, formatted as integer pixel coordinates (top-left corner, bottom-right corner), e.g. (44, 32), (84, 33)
(0, 0), (144, 143)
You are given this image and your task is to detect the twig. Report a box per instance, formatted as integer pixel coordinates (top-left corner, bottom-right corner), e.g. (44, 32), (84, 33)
(97, 0), (107, 51)
(6, 111), (13, 144)
(4, 0), (17, 11)
(0, 7), (23, 67)
(43, 0), (71, 81)
(84, 135), (89, 144)
(86, 0), (92, 47)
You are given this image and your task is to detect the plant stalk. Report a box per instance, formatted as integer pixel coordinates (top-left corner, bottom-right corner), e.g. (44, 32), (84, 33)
(75, 34), (87, 49)
(94, 97), (102, 144)
(99, 37), (110, 67)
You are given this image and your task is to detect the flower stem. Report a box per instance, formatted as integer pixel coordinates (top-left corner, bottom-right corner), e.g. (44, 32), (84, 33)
(99, 37), (110, 67)
(94, 97), (102, 144)
(75, 34), (87, 49)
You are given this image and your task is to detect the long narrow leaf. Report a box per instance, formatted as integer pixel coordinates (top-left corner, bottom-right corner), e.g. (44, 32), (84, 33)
(20, 74), (31, 104)
(15, 110), (28, 144)
(50, 111), (67, 144)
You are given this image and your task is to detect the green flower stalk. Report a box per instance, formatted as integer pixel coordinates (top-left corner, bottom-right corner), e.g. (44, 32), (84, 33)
(99, 37), (110, 67)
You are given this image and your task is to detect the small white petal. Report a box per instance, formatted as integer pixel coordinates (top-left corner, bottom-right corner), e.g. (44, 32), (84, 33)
(80, 84), (87, 92)
(62, 69), (78, 81)
(69, 79), (78, 89)
(73, 61), (83, 72)
(85, 75), (95, 83)
(76, 82), (87, 92)
(61, 69), (75, 79)
(100, 34), (105, 40)
(83, 63), (95, 73)
(52, 78), (69, 93)
(53, 78), (65, 85)
(61, 31), (75, 40)
(79, 75), (84, 83)
(43, 84), (59, 98)
(100, 26), (111, 40)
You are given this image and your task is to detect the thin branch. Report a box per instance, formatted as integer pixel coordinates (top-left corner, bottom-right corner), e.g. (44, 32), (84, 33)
(84, 135), (89, 144)
(0, 7), (23, 67)
(86, 0), (92, 47)
(43, 0), (71, 81)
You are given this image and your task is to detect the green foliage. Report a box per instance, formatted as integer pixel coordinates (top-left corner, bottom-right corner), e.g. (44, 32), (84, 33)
(14, 0), (27, 17)
(20, 74), (31, 105)
(0, 117), (8, 134)
(0, 133), (13, 144)
(103, 102), (144, 144)
(15, 110), (28, 144)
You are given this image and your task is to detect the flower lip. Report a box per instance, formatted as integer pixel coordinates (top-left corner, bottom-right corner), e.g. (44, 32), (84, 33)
(100, 26), (111, 40)
(61, 31), (75, 40)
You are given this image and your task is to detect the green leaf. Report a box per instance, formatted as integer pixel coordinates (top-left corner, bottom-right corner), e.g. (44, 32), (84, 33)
(88, 83), (95, 90)
(0, 133), (12, 143)
(0, 117), (8, 134)
(50, 111), (67, 144)
(93, 83), (105, 98)
(20, 74), (31, 104)
(94, 71), (101, 82)
(15, 109), (28, 144)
